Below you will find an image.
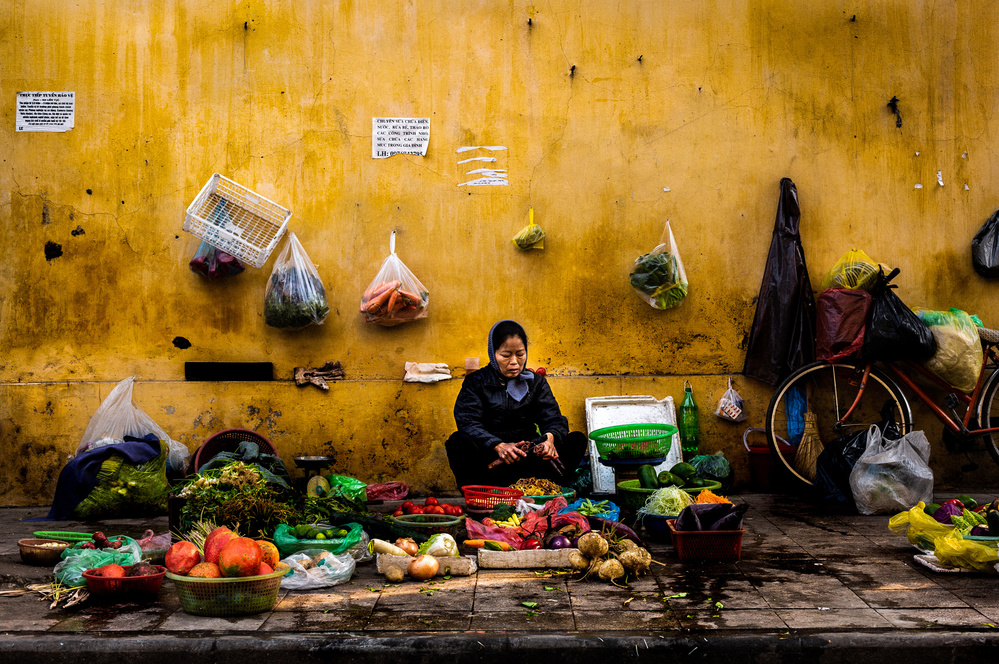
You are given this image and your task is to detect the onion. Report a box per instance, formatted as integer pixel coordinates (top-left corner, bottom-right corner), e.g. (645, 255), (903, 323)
(407, 554), (439, 580)
(549, 535), (572, 550)
(394, 537), (419, 556)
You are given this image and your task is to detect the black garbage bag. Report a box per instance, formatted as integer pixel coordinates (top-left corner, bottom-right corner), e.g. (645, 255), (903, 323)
(814, 401), (901, 506)
(743, 178), (817, 386)
(862, 268), (936, 363)
(972, 209), (999, 278)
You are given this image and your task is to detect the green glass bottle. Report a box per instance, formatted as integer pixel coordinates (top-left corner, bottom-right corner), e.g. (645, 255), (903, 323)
(678, 380), (700, 455)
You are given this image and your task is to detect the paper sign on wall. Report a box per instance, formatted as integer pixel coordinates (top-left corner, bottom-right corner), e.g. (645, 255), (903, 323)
(16, 92), (75, 132)
(372, 118), (430, 158)
(456, 146), (508, 186)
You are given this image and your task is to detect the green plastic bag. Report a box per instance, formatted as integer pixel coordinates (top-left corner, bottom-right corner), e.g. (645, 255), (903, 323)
(326, 475), (368, 502)
(53, 535), (142, 587)
(273, 522), (364, 558)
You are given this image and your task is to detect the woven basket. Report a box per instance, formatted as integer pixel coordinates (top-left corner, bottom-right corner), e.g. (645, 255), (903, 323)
(167, 563), (289, 616)
(193, 428), (277, 473)
(387, 513), (466, 538)
(461, 485), (524, 510)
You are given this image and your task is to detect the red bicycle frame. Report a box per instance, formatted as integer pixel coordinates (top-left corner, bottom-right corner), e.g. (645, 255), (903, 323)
(839, 344), (999, 436)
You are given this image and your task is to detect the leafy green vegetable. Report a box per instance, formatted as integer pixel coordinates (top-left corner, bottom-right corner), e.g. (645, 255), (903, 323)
(264, 266), (330, 329)
(630, 250), (688, 309)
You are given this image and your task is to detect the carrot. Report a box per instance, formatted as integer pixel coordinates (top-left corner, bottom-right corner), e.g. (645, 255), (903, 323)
(362, 280), (400, 302)
(463, 539), (487, 548)
(398, 289), (423, 306)
(364, 287), (394, 313)
(387, 289), (401, 313)
(462, 540), (514, 551)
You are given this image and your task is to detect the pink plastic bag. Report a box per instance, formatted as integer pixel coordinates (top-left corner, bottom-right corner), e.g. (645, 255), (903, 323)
(136, 529), (172, 552)
(365, 482), (409, 501)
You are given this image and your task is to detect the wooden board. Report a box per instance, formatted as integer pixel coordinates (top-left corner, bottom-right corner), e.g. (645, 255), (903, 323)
(375, 553), (477, 576)
(476, 548), (578, 569)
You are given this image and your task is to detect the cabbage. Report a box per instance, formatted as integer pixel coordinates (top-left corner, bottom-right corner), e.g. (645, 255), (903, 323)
(932, 502), (963, 524)
(419, 533), (458, 557)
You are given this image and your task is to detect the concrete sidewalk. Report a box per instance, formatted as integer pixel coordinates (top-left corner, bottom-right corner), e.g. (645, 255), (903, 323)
(3, 492), (999, 663)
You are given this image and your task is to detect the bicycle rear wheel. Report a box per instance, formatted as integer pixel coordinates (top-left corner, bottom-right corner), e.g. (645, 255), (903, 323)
(765, 361), (912, 487)
(976, 368), (999, 467)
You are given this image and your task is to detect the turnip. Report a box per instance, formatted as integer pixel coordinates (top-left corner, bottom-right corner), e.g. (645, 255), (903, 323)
(597, 559), (625, 585)
(577, 532), (609, 559)
(568, 550), (590, 573)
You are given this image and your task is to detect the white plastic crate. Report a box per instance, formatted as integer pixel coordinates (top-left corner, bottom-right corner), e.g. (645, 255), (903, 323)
(183, 174), (292, 268)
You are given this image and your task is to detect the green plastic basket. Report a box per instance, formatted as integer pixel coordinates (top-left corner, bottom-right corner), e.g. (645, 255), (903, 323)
(589, 424), (677, 462)
(33, 531), (93, 543)
(615, 479), (723, 511)
(166, 564), (290, 616)
(387, 513), (466, 538)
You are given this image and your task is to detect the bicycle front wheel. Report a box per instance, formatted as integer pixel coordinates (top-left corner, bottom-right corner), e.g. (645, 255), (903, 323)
(765, 361), (912, 487)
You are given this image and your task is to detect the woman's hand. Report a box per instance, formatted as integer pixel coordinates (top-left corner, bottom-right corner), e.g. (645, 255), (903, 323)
(494, 442), (528, 465)
(536, 433), (558, 460)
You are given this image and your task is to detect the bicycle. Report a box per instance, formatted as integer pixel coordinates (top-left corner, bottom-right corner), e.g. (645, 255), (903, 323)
(765, 325), (999, 486)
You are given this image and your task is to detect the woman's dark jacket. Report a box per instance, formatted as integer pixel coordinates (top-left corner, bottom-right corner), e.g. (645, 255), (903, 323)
(453, 366), (569, 451)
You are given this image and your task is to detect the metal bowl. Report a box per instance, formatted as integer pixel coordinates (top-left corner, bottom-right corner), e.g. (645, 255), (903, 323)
(18, 538), (70, 566)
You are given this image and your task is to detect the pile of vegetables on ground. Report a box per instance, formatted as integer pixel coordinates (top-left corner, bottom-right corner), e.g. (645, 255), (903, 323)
(638, 460), (728, 492)
(370, 533), (461, 582)
(924, 495), (999, 535)
(568, 530), (653, 588)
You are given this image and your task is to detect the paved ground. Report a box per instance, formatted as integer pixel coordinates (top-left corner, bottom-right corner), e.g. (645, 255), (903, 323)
(3, 492), (999, 662)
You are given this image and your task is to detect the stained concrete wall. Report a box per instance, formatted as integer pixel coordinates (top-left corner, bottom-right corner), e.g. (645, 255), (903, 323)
(2, 1), (998, 504)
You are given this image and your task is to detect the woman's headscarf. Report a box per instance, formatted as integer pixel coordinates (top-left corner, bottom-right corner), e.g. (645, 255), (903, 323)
(488, 319), (534, 401)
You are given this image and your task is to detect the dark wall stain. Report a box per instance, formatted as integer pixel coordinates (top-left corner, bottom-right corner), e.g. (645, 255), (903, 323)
(41, 203), (50, 225)
(172, 336), (192, 349)
(44, 241), (62, 261)
(246, 405), (260, 417)
(71, 226), (85, 236)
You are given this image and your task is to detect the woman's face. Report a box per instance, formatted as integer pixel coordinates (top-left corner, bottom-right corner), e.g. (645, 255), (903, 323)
(494, 336), (527, 379)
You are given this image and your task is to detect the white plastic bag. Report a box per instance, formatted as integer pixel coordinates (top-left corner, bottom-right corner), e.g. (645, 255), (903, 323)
(74, 377), (189, 475)
(629, 221), (688, 310)
(360, 231), (429, 326)
(279, 549), (356, 590)
(264, 232), (330, 330)
(714, 377), (747, 422)
(916, 308), (983, 393)
(849, 426), (934, 515)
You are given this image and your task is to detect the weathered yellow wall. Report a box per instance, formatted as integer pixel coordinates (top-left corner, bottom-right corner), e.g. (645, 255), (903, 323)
(2, 1), (998, 504)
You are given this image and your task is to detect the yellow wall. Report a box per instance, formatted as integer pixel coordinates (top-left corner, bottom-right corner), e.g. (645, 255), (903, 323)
(2, 1), (998, 504)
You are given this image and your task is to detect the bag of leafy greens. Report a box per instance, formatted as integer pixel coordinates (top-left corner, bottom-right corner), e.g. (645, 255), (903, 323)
(264, 232), (330, 330)
(630, 221), (688, 310)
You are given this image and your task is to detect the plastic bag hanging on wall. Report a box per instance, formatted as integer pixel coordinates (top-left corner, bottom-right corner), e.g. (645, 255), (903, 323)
(512, 207), (545, 250)
(972, 208), (999, 278)
(264, 232), (330, 330)
(360, 230), (429, 326)
(629, 220), (688, 310)
(743, 178), (816, 386)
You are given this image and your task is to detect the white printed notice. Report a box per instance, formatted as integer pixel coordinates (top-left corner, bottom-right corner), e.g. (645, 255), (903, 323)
(16, 91), (75, 132)
(372, 117), (430, 158)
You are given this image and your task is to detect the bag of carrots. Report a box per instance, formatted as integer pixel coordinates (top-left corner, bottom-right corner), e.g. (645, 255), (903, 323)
(360, 231), (430, 327)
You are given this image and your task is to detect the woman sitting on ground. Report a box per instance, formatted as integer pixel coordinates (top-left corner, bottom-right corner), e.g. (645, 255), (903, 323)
(445, 320), (587, 490)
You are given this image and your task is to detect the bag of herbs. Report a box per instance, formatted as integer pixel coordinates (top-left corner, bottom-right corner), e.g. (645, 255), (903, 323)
(630, 220), (688, 310)
(264, 232), (330, 330)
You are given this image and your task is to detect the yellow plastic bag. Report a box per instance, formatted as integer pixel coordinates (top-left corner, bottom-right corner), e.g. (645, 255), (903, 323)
(512, 208), (545, 250)
(821, 248), (889, 291)
(888, 501), (955, 552)
(933, 530), (999, 572)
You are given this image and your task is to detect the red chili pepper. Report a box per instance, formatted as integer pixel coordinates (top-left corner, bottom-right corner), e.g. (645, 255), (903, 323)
(942, 498), (965, 509)
(522, 538), (542, 550)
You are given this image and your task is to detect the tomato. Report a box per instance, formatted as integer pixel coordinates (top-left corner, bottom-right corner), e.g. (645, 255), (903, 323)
(535, 367), (546, 376)
(425, 505), (446, 515)
(409, 506), (425, 515)
(442, 504), (459, 516)
(392, 508), (405, 517)
(401, 501), (416, 511)
(424, 496), (440, 507)
(452, 505), (463, 515)
(522, 538), (543, 550)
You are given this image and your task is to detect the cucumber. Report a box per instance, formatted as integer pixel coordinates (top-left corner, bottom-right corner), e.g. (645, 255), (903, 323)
(657, 471), (684, 488)
(685, 477), (715, 488)
(638, 464), (660, 489)
(670, 462), (697, 480)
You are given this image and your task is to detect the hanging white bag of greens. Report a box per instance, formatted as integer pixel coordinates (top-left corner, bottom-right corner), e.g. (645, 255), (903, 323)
(359, 230), (429, 327)
(630, 220), (688, 310)
(264, 232), (330, 330)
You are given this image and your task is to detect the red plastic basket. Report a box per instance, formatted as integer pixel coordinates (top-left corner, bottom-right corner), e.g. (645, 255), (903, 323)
(461, 485), (524, 510)
(666, 520), (744, 561)
(82, 564), (167, 597)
